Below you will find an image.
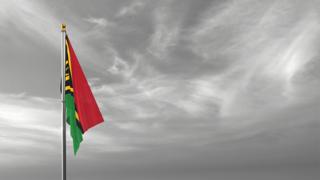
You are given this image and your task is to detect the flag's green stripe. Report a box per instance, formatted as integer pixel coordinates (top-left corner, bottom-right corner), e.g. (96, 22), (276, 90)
(65, 94), (83, 155)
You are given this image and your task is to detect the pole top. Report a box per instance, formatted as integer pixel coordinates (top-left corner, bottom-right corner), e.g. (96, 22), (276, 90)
(61, 24), (66, 32)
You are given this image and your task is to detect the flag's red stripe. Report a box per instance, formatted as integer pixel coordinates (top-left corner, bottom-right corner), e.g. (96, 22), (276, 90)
(66, 37), (104, 132)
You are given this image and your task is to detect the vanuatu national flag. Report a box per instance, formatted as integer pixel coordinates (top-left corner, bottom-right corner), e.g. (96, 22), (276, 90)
(65, 35), (104, 154)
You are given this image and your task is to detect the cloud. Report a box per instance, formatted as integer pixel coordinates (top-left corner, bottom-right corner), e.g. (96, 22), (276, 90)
(0, 93), (60, 166)
(116, 1), (145, 17)
(0, 0), (111, 71)
(84, 17), (114, 28)
(0, 93), (138, 166)
(184, 0), (320, 116)
(147, 6), (180, 58)
(108, 55), (131, 75)
(0, 0), (60, 46)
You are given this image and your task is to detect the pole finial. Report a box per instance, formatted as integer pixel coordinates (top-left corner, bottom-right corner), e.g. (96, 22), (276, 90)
(61, 24), (66, 32)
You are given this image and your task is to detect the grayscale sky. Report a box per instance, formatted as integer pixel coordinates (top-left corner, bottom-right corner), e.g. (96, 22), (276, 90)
(0, 0), (319, 180)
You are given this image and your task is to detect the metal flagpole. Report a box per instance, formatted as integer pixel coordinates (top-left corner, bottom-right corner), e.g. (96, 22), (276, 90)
(61, 23), (67, 180)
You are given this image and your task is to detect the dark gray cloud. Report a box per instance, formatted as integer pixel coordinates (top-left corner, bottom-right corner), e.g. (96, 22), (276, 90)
(0, 0), (319, 179)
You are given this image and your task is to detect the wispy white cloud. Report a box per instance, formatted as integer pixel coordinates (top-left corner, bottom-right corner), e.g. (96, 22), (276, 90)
(147, 6), (180, 58)
(186, 0), (320, 116)
(0, 93), (139, 166)
(84, 17), (114, 28)
(0, 93), (60, 166)
(0, 0), (60, 46)
(0, 0), (111, 72)
(108, 56), (131, 76)
(116, 1), (145, 17)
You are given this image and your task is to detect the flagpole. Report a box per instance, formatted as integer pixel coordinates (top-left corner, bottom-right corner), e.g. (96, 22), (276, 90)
(61, 23), (67, 180)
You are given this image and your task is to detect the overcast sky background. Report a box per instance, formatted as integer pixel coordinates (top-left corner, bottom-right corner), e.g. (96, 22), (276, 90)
(0, 0), (319, 179)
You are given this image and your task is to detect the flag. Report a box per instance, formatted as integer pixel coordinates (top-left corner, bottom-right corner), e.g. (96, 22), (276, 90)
(65, 35), (104, 154)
